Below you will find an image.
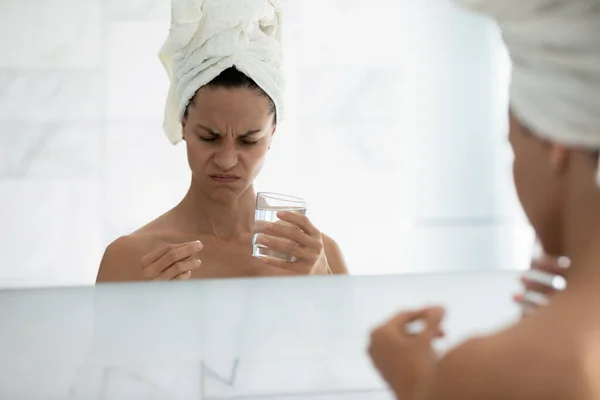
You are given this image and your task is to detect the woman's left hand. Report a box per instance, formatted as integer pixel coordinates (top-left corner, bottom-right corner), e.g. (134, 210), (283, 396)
(368, 306), (446, 400)
(255, 211), (331, 275)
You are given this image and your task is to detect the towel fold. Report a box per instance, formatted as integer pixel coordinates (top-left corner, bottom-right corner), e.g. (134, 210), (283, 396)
(159, 0), (284, 145)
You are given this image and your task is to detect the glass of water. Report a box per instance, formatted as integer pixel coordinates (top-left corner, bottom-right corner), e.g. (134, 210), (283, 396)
(252, 192), (307, 262)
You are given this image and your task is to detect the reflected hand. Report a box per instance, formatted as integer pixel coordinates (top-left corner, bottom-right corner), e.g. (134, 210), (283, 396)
(513, 255), (569, 316)
(255, 211), (331, 275)
(140, 241), (203, 281)
(368, 306), (445, 400)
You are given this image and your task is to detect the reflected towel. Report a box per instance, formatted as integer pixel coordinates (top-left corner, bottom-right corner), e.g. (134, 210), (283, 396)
(158, 0), (284, 145)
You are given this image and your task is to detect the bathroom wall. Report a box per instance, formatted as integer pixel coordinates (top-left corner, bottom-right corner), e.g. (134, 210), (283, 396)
(0, 0), (532, 287)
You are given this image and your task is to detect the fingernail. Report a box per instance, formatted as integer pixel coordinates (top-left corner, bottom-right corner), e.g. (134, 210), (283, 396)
(187, 270), (192, 275)
(513, 294), (522, 302)
(194, 259), (201, 266)
(558, 256), (571, 268)
(195, 240), (203, 248)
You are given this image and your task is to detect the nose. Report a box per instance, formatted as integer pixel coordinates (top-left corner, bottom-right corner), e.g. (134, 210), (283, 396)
(213, 140), (238, 171)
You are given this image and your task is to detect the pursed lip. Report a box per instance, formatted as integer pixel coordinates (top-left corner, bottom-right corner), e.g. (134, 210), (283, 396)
(210, 174), (240, 182)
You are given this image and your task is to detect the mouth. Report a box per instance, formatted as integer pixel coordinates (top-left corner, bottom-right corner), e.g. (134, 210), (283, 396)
(210, 174), (241, 183)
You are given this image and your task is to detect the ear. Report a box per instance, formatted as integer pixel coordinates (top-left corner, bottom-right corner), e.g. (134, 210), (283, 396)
(549, 143), (568, 173)
(181, 119), (186, 141)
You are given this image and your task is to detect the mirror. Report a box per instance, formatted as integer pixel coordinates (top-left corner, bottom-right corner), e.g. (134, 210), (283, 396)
(0, 0), (532, 288)
(0, 269), (522, 398)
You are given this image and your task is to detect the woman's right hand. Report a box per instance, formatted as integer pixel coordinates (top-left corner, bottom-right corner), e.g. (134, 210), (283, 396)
(140, 240), (203, 281)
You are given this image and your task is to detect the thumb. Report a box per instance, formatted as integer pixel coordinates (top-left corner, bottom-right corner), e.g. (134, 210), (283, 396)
(420, 306), (446, 338)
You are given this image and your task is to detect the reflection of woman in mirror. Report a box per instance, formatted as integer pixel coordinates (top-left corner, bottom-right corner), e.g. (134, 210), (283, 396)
(96, 0), (348, 283)
(369, 1), (600, 399)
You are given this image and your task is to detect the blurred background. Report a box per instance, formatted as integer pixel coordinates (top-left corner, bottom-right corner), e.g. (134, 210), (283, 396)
(0, 0), (534, 287)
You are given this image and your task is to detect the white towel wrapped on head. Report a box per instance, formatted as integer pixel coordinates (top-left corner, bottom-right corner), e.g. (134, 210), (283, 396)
(159, 0), (284, 145)
(455, 0), (600, 181)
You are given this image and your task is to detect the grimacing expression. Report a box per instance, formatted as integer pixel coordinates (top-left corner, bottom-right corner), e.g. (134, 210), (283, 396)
(181, 86), (276, 202)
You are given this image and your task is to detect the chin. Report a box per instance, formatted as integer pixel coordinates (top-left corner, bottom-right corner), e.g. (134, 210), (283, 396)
(208, 184), (251, 203)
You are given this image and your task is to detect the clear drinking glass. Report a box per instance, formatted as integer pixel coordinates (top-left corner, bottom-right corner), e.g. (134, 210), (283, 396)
(252, 192), (307, 262)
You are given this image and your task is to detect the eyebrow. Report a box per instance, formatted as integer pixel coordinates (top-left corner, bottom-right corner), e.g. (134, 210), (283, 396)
(196, 124), (262, 137)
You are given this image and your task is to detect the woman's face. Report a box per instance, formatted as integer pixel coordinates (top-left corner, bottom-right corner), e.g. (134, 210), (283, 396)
(182, 86), (276, 202)
(509, 111), (565, 255)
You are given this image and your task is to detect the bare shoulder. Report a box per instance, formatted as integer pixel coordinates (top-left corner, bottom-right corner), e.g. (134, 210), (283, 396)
(96, 211), (185, 283)
(96, 232), (160, 283)
(427, 321), (580, 400)
(322, 233), (349, 275)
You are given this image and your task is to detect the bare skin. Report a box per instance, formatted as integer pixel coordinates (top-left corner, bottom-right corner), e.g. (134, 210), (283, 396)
(97, 216), (347, 282)
(369, 112), (600, 399)
(97, 85), (348, 283)
(423, 268), (600, 400)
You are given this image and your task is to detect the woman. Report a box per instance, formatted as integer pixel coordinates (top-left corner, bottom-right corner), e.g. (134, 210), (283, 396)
(369, 1), (600, 399)
(97, 0), (348, 282)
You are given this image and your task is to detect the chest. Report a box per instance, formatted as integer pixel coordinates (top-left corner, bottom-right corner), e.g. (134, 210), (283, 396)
(189, 239), (265, 278)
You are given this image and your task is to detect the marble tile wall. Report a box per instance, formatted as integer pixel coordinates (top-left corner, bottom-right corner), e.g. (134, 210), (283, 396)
(0, 0), (532, 287)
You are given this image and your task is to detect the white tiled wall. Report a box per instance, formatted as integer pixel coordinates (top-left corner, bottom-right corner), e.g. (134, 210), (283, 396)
(0, 0), (533, 287)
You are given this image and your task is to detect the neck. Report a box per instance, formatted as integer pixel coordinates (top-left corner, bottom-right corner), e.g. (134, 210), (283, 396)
(174, 178), (256, 241)
(561, 191), (600, 290)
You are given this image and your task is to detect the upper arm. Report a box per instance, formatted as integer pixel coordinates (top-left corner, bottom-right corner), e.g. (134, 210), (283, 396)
(424, 336), (556, 400)
(322, 234), (349, 275)
(424, 339), (500, 400)
(96, 236), (146, 283)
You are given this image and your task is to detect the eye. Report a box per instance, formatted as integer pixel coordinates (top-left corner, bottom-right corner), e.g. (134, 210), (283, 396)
(240, 139), (259, 146)
(198, 133), (218, 142)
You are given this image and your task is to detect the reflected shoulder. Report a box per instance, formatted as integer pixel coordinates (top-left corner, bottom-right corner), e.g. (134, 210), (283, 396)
(96, 234), (149, 283)
(322, 233), (349, 275)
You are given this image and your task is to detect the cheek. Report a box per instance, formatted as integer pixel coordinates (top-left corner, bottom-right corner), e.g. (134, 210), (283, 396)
(185, 140), (210, 168)
(241, 143), (269, 171)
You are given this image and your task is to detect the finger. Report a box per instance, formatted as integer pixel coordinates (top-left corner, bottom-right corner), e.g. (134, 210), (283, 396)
(174, 271), (192, 281)
(386, 306), (445, 338)
(157, 257), (202, 281)
(144, 241), (203, 277)
(259, 256), (311, 274)
(513, 291), (550, 308)
(531, 257), (570, 276)
(419, 306), (446, 338)
(252, 262), (298, 277)
(384, 308), (432, 328)
(520, 278), (558, 295)
(263, 221), (318, 248)
(522, 269), (567, 291)
(141, 241), (190, 266)
(276, 211), (320, 236)
(255, 234), (312, 261)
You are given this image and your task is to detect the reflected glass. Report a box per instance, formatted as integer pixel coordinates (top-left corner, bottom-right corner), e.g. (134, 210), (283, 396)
(0, 0), (529, 289)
